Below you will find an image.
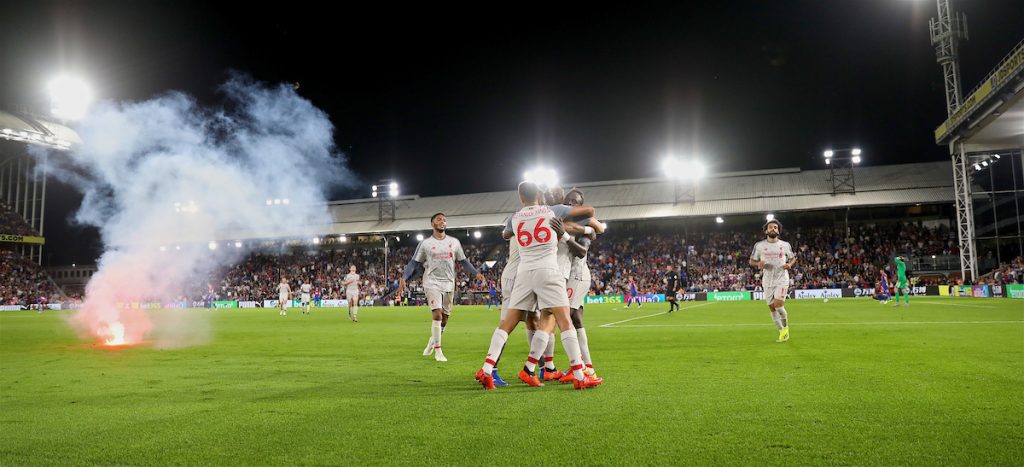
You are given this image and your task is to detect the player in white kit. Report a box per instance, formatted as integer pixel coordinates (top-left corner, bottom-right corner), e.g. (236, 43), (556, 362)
(342, 265), (361, 322)
(749, 219), (797, 342)
(299, 280), (313, 315)
(561, 188), (600, 381)
(475, 181), (603, 390)
(277, 277), (291, 316)
(398, 212), (486, 362)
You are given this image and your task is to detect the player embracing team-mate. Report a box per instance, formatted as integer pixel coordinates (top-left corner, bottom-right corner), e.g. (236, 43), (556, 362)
(475, 181), (603, 390)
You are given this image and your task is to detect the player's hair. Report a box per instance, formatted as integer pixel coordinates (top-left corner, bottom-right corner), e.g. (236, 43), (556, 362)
(518, 181), (542, 203)
(547, 186), (565, 205)
(430, 212), (445, 223)
(763, 219), (782, 231)
(565, 188), (584, 204)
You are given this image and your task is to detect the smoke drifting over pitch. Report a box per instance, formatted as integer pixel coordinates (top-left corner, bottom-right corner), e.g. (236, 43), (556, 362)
(52, 75), (353, 346)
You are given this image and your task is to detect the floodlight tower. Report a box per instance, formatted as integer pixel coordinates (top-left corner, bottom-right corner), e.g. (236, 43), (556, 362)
(930, 0), (977, 281)
(661, 156), (705, 205)
(372, 180), (399, 222)
(823, 148), (862, 195)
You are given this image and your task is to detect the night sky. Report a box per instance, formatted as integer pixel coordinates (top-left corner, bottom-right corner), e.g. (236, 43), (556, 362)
(1, 0), (1022, 265)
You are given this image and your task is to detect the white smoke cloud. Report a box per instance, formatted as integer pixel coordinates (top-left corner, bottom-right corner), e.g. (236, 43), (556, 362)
(44, 75), (354, 346)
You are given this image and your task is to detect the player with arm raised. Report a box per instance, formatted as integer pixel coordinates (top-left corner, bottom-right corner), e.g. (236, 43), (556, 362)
(749, 219), (796, 343)
(397, 213), (486, 362)
(893, 256), (910, 307)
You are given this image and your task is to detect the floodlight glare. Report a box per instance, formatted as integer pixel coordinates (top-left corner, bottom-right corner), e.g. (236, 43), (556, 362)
(852, 156), (861, 164)
(715, 216), (724, 224)
(825, 159), (831, 165)
(851, 148), (862, 156)
(473, 231), (482, 239)
(234, 241), (242, 248)
(993, 154), (1001, 159)
(390, 186), (399, 197)
(340, 235), (348, 243)
(662, 156), (706, 180)
(974, 164), (981, 171)
(824, 150), (834, 158)
(48, 75), (93, 120)
(372, 192), (378, 198)
(524, 167), (559, 187)
(416, 233), (424, 241)
(389, 182), (398, 190)
(208, 241), (217, 250)
(981, 161), (989, 167)
(766, 214), (775, 222)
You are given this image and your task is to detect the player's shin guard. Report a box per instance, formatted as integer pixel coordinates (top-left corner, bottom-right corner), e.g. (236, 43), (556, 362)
(559, 329), (586, 381)
(776, 307), (788, 328)
(431, 320), (443, 351)
(770, 310), (784, 330)
(482, 328), (509, 374)
(543, 332), (555, 370)
(526, 330), (536, 347)
(577, 327), (592, 366)
(524, 332), (549, 373)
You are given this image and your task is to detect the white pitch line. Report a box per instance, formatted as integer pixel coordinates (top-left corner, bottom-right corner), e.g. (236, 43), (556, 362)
(603, 320), (1024, 328)
(599, 302), (716, 327)
(914, 301), (996, 308)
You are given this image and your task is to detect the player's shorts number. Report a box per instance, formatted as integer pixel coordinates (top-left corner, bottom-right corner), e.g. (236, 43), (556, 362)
(517, 218), (553, 247)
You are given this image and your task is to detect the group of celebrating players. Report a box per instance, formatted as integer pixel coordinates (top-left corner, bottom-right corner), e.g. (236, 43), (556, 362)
(273, 178), (913, 391)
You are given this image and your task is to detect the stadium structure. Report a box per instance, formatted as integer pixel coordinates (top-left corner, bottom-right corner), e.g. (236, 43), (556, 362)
(929, 0), (1024, 282)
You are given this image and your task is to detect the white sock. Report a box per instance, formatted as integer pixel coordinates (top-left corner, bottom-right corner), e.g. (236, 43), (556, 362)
(577, 327), (592, 366)
(770, 310), (783, 330)
(526, 330), (536, 347)
(560, 329), (586, 380)
(525, 332), (549, 373)
(777, 307), (788, 328)
(431, 320), (442, 350)
(543, 332), (556, 370)
(353, 306), (358, 319)
(481, 329), (509, 373)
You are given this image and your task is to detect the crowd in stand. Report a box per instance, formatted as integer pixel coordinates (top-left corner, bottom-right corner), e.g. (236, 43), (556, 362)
(4, 219), (1023, 305)
(191, 242), (502, 303)
(0, 202), (37, 236)
(0, 249), (58, 305)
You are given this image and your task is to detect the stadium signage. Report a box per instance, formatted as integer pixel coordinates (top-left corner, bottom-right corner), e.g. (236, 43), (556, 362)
(0, 305), (22, 311)
(320, 299), (348, 307)
(1007, 284), (1024, 299)
(585, 294), (624, 304)
(678, 293), (703, 302)
(707, 291), (751, 301)
(238, 301), (259, 308)
(847, 288), (876, 297)
(793, 289), (842, 299)
(212, 301), (238, 309)
(935, 41), (1024, 142)
(634, 294), (666, 303)
(0, 233), (45, 244)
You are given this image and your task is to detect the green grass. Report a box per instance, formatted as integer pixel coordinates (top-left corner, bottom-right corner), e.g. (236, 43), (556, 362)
(2, 297), (1022, 466)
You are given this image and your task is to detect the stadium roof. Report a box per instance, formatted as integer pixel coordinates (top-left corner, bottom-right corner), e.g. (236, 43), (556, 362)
(0, 110), (82, 150)
(934, 38), (1024, 152)
(319, 161), (956, 236)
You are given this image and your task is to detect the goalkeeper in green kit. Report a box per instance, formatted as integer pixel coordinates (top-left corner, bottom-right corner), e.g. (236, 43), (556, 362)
(893, 256), (910, 306)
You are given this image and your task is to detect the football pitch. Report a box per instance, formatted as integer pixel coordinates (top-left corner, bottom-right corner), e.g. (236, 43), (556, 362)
(2, 297), (1022, 465)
